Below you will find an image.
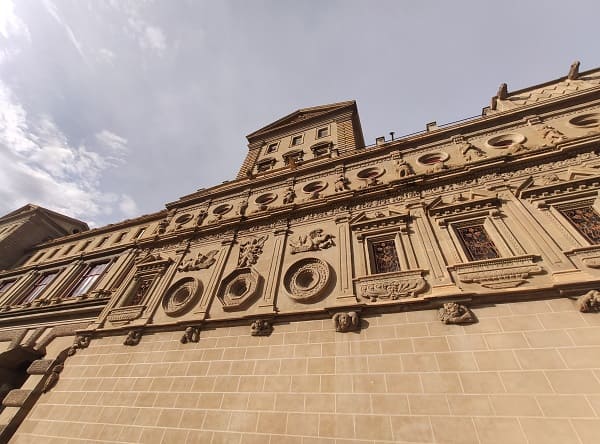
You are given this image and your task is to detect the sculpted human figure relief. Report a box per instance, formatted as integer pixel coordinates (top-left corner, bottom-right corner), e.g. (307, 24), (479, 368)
(438, 302), (476, 324)
(283, 187), (296, 204)
(237, 199), (248, 217)
(196, 209), (208, 226)
(332, 311), (360, 332)
(178, 250), (219, 272)
(238, 235), (268, 268)
(180, 326), (200, 344)
(250, 319), (273, 336)
(578, 289), (600, 313)
(460, 142), (487, 162)
(289, 229), (335, 254)
(334, 174), (349, 192)
(538, 124), (568, 146)
(123, 330), (142, 346)
(394, 158), (414, 178)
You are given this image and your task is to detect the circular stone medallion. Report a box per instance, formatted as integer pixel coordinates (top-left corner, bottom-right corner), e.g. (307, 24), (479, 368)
(485, 133), (526, 149)
(568, 113), (600, 128)
(284, 258), (331, 303)
(163, 277), (202, 317)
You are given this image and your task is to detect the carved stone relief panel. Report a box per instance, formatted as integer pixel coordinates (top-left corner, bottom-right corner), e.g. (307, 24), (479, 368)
(162, 277), (202, 317)
(449, 255), (543, 289)
(289, 229), (335, 254)
(178, 250), (219, 272)
(578, 289), (600, 313)
(355, 270), (427, 302)
(284, 258), (331, 303)
(332, 311), (360, 332)
(217, 267), (262, 311)
(438, 302), (477, 324)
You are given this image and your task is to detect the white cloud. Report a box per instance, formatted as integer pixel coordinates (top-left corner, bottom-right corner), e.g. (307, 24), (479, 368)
(144, 26), (166, 53)
(0, 81), (135, 226)
(0, 0), (29, 40)
(95, 129), (128, 153)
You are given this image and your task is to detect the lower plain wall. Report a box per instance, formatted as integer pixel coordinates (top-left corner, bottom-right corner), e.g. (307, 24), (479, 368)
(10, 297), (600, 444)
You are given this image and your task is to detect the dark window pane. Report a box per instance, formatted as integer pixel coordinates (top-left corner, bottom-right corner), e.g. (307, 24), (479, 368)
(560, 205), (600, 244)
(372, 240), (401, 274)
(456, 225), (500, 261)
(21, 272), (58, 304)
(69, 262), (109, 297)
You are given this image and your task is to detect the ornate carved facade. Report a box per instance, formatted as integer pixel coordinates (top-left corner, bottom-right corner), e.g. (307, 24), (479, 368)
(2, 63), (600, 442)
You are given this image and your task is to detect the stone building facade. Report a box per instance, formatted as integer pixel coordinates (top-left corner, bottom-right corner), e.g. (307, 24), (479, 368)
(1, 62), (600, 443)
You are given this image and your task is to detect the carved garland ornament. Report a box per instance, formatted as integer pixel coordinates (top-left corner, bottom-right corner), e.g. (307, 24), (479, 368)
(356, 270), (427, 302)
(162, 277), (202, 317)
(284, 258), (331, 302)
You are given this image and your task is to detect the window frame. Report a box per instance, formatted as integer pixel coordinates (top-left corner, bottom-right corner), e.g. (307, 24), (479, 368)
(17, 271), (59, 305)
(67, 261), (111, 299)
(290, 134), (304, 147)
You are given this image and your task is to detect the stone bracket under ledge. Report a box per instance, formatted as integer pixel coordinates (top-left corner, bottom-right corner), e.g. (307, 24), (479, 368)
(449, 255), (542, 289)
(354, 269), (427, 303)
(106, 305), (145, 323)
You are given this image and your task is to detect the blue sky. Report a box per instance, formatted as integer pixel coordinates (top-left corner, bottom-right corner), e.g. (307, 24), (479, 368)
(1, 0), (598, 226)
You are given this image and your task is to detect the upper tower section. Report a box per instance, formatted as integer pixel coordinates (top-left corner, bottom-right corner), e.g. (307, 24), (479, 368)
(237, 101), (365, 179)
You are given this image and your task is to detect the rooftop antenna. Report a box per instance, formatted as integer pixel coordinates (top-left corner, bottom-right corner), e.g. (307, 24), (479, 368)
(389, 131), (395, 141)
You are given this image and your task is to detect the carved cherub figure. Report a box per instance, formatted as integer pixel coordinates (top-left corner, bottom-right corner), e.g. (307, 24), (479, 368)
(539, 124), (567, 145)
(309, 229), (335, 249)
(196, 209), (208, 226)
(238, 236), (267, 268)
(333, 311), (359, 332)
(250, 319), (273, 336)
(237, 200), (248, 216)
(461, 142), (486, 162)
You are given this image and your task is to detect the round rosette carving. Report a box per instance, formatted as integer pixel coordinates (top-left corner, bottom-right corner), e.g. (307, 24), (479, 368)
(162, 277), (202, 317)
(284, 258), (331, 303)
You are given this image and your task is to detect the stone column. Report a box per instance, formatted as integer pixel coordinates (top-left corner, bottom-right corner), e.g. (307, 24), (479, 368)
(335, 214), (355, 302)
(258, 224), (289, 313)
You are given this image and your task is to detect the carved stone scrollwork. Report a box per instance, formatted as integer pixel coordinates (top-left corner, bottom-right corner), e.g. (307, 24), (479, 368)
(289, 229), (335, 254)
(356, 270), (427, 302)
(218, 267), (262, 311)
(250, 319), (273, 336)
(238, 236), (268, 268)
(180, 326), (200, 344)
(43, 363), (64, 393)
(178, 250), (218, 272)
(163, 278), (202, 317)
(67, 334), (92, 356)
(284, 258), (331, 303)
(333, 311), (360, 332)
(452, 255), (542, 289)
(438, 302), (477, 324)
(578, 290), (600, 313)
(124, 330), (142, 346)
(107, 305), (145, 323)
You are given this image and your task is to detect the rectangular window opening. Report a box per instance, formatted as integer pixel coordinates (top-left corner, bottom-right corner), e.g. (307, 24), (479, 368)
(370, 239), (401, 274)
(20, 272), (58, 304)
(455, 224), (500, 261)
(69, 262), (109, 298)
(559, 205), (600, 244)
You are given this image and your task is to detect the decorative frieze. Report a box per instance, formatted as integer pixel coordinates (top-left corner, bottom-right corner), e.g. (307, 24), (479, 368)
(451, 255), (542, 289)
(355, 270), (427, 302)
(107, 305), (145, 323)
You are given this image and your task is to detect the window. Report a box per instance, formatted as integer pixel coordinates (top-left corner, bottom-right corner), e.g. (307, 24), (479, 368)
(69, 262), (109, 298)
(46, 249), (59, 260)
(114, 232), (128, 243)
(96, 236), (109, 248)
(455, 224), (500, 261)
(317, 127), (329, 138)
(256, 158), (276, 173)
(0, 280), (15, 297)
(558, 204), (600, 244)
(266, 142), (279, 153)
(283, 150), (304, 166)
(62, 245), (74, 256)
(20, 272), (58, 304)
(311, 142), (331, 158)
(79, 240), (91, 252)
(135, 227), (146, 239)
(370, 239), (401, 274)
(126, 276), (154, 306)
(291, 135), (303, 146)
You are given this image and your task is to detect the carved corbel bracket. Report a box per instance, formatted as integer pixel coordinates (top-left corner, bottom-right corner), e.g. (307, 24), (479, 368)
(250, 319), (273, 336)
(123, 329), (142, 346)
(180, 326), (200, 344)
(438, 302), (477, 325)
(578, 289), (600, 313)
(332, 311), (360, 332)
